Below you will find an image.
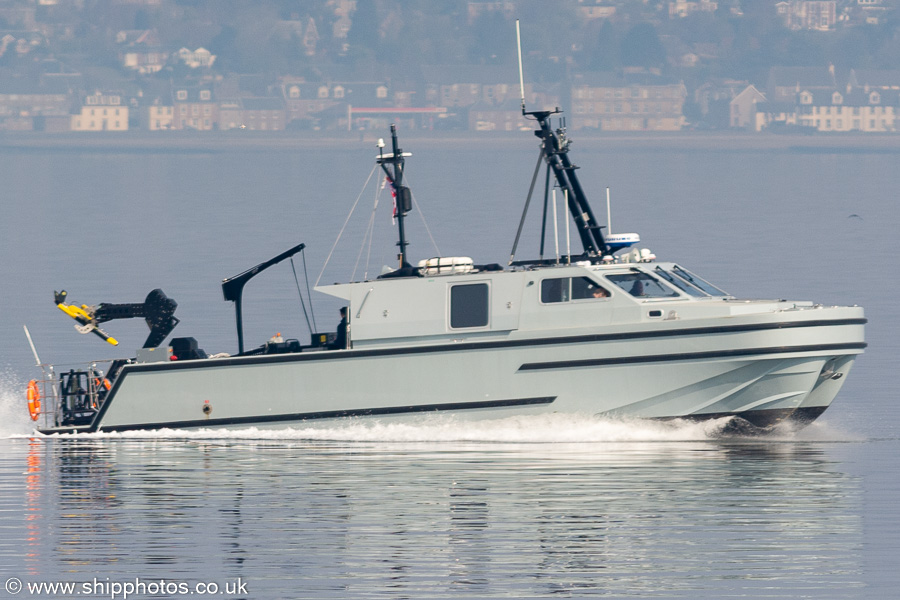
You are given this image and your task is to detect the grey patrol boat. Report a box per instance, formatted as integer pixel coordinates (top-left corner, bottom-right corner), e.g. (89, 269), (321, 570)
(26, 111), (866, 434)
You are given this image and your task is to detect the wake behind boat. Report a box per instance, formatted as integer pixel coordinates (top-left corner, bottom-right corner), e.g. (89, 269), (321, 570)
(23, 109), (865, 435)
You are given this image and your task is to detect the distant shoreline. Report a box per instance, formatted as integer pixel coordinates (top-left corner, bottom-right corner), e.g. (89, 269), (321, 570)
(1, 130), (899, 153)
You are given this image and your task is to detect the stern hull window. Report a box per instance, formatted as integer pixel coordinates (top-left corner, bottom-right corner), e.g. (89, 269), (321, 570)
(450, 283), (489, 328)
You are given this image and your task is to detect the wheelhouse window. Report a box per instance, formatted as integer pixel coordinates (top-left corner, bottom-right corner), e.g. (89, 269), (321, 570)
(606, 272), (678, 298)
(540, 277), (610, 303)
(541, 278), (568, 303)
(654, 267), (705, 297)
(670, 266), (729, 297)
(450, 283), (489, 328)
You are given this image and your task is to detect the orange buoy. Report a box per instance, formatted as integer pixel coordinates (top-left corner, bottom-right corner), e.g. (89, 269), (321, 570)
(26, 380), (41, 421)
(93, 377), (111, 391)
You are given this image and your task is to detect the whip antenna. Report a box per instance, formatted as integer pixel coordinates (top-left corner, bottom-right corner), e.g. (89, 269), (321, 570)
(516, 19), (526, 114)
(24, 325), (42, 366)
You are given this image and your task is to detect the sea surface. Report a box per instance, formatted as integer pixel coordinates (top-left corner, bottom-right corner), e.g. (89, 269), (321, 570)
(1, 132), (899, 598)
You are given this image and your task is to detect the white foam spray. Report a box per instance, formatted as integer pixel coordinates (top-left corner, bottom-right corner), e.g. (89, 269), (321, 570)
(5, 409), (860, 444)
(0, 368), (32, 438)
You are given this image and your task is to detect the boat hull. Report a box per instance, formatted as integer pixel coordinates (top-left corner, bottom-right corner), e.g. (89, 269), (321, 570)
(36, 307), (864, 434)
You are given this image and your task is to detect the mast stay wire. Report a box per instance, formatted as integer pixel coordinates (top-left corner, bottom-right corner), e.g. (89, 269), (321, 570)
(301, 248), (316, 331)
(317, 157), (443, 288)
(289, 254), (314, 334)
(355, 177), (383, 282)
(358, 174), (441, 279)
(316, 164), (378, 288)
(509, 149), (545, 264)
(399, 174), (441, 258)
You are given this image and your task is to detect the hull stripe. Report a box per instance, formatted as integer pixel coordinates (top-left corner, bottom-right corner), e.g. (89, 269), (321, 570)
(81, 396), (557, 434)
(518, 342), (867, 371)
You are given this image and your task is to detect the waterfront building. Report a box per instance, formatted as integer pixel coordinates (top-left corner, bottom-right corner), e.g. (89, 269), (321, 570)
(71, 93), (128, 132)
(571, 72), (687, 131)
(172, 86), (217, 130)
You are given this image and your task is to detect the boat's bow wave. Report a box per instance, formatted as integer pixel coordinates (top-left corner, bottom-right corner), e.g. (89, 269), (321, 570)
(8, 408), (856, 443)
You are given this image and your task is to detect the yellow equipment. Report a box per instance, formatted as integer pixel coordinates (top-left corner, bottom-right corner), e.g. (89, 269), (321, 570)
(55, 291), (118, 345)
(53, 289), (179, 348)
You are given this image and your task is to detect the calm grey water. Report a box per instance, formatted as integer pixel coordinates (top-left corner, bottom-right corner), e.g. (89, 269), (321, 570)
(1, 134), (899, 598)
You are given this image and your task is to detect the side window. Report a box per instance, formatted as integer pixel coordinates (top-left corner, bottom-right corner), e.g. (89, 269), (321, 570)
(607, 272), (679, 298)
(540, 278), (567, 303)
(571, 277), (609, 300)
(450, 283), (489, 328)
(542, 277), (609, 303)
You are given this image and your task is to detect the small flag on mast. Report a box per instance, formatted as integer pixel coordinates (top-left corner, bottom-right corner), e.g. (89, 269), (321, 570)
(385, 176), (398, 225)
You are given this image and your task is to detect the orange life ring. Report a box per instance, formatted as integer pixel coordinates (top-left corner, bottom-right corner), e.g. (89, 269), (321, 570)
(93, 377), (111, 391)
(26, 380), (41, 421)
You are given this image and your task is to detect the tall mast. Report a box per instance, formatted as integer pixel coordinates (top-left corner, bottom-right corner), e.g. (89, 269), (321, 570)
(516, 20), (609, 262)
(377, 124), (413, 269)
(529, 110), (609, 260)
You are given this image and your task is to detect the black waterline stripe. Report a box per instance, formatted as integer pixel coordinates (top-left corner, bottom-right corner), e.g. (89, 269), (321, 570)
(83, 396), (557, 433)
(125, 318), (868, 374)
(518, 342), (868, 371)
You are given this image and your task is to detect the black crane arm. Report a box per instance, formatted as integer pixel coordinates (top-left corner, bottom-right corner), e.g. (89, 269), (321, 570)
(54, 288), (179, 348)
(94, 289), (179, 348)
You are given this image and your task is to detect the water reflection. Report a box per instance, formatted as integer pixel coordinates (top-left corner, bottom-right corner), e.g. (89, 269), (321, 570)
(23, 438), (43, 578)
(2, 436), (864, 598)
(448, 481), (491, 589)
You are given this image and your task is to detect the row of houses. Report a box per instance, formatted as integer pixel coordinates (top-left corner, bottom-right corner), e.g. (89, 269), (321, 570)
(0, 67), (689, 133)
(775, 0), (891, 30)
(3, 66), (900, 134)
(730, 67), (900, 133)
(579, 0), (888, 28)
(572, 72), (687, 132)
